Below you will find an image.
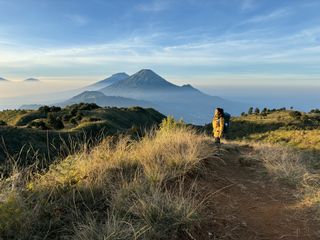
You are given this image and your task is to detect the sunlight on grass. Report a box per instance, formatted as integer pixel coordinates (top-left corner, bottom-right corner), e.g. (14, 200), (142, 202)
(0, 117), (212, 239)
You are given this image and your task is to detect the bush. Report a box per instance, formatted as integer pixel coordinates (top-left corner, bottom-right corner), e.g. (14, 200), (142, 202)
(310, 109), (320, 114)
(27, 120), (48, 130)
(0, 120), (7, 126)
(49, 106), (61, 112)
(70, 117), (78, 125)
(47, 113), (64, 130)
(289, 111), (302, 120)
(68, 103), (101, 112)
(62, 114), (72, 122)
(38, 105), (50, 113)
(52, 118), (64, 130)
(160, 116), (185, 131)
(75, 112), (83, 121)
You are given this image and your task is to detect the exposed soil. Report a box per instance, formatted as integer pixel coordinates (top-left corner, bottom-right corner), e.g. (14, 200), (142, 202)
(194, 144), (319, 240)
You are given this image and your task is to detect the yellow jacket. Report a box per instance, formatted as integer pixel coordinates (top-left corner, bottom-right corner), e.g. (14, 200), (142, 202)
(212, 115), (224, 138)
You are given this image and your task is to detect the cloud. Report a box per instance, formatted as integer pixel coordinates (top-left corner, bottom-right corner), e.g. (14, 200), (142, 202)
(243, 8), (291, 24)
(136, 0), (171, 12)
(240, 0), (257, 11)
(65, 14), (89, 26)
(1, 25), (320, 80)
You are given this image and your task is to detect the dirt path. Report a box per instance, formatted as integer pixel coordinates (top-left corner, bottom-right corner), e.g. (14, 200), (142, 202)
(194, 144), (319, 240)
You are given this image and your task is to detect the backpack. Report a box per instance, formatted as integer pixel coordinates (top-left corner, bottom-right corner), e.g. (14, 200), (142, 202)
(223, 112), (231, 132)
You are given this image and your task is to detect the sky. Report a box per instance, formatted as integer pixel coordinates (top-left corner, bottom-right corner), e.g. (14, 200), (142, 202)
(0, 0), (320, 109)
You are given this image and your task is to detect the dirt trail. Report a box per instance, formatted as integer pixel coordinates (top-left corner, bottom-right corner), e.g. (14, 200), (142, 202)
(195, 144), (319, 240)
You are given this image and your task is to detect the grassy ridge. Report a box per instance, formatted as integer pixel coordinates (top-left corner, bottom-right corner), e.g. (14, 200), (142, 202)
(0, 110), (31, 125)
(0, 106), (165, 170)
(0, 119), (213, 239)
(227, 110), (320, 150)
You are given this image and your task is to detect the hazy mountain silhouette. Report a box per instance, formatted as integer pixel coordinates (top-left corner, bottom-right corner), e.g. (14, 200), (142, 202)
(100, 69), (180, 98)
(60, 91), (152, 108)
(24, 78), (40, 82)
(83, 72), (129, 91)
(17, 69), (248, 124)
(0, 77), (8, 81)
(97, 69), (248, 124)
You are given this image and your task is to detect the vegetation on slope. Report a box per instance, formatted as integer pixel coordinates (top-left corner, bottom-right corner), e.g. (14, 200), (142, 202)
(0, 118), (213, 239)
(0, 104), (165, 171)
(225, 108), (320, 151)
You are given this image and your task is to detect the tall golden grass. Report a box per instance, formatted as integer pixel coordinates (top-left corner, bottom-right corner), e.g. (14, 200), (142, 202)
(0, 118), (213, 239)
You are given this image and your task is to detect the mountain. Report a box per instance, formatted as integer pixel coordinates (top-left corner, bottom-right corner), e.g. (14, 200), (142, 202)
(83, 72), (129, 91)
(24, 78), (40, 82)
(100, 69), (179, 97)
(60, 91), (153, 108)
(20, 104), (43, 110)
(0, 77), (8, 81)
(98, 69), (248, 124)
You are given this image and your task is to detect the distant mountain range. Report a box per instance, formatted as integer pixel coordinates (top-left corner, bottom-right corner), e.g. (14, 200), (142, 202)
(24, 78), (40, 82)
(0, 77), (8, 81)
(63, 69), (248, 124)
(60, 91), (152, 108)
(19, 69), (248, 124)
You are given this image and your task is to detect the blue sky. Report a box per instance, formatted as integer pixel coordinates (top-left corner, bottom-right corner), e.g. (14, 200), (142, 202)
(1, 0), (320, 86)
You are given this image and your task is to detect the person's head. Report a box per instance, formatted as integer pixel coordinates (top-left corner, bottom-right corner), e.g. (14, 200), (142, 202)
(214, 108), (224, 117)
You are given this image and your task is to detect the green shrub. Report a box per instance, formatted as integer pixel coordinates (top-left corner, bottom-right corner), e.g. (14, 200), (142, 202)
(289, 111), (302, 120)
(62, 114), (72, 122)
(47, 113), (64, 130)
(0, 120), (7, 126)
(27, 120), (48, 130)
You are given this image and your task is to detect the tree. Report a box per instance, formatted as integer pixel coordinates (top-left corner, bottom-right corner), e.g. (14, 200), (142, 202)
(241, 112), (246, 116)
(47, 113), (56, 125)
(52, 118), (64, 130)
(254, 108), (260, 114)
(47, 113), (64, 130)
(261, 108), (268, 114)
(289, 111), (302, 120)
(38, 105), (50, 113)
(248, 107), (254, 115)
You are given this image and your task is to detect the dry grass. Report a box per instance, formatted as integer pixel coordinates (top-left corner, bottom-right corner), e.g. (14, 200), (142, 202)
(0, 118), (213, 239)
(235, 141), (320, 214)
(248, 129), (320, 151)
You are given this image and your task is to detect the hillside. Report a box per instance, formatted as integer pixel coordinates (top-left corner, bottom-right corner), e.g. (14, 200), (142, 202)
(0, 104), (165, 169)
(0, 118), (319, 239)
(224, 108), (320, 151)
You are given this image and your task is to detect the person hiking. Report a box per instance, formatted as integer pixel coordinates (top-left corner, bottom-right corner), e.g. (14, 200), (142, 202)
(212, 108), (225, 152)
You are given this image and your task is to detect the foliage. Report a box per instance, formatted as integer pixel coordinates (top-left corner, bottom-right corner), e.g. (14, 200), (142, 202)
(0, 107), (165, 169)
(227, 110), (320, 150)
(289, 111), (302, 120)
(27, 120), (48, 130)
(0, 120), (7, 126)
